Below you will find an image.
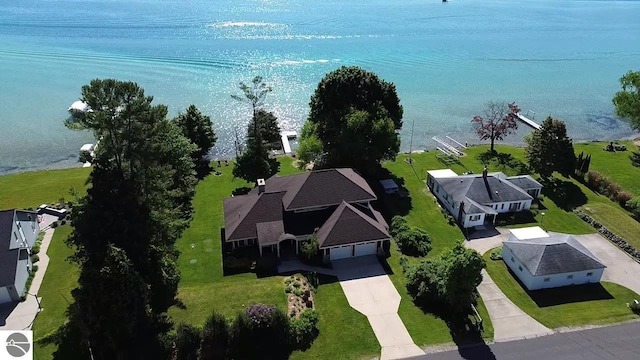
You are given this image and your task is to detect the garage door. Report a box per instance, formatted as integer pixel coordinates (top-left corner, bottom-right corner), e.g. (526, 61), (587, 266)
(330, 246), (353, 260)
(0, 286), (12, 304)
(354, 242), (377, 256)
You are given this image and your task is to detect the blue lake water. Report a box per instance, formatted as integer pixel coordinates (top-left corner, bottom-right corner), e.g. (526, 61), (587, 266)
(1, 0), (639, 175)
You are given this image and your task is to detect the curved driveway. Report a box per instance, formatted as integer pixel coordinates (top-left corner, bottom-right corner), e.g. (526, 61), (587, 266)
(464, 229), (553, 342)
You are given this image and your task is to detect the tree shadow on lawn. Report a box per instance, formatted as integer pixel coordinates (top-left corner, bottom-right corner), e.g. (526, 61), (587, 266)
(477, 150), (529, 176)
(541, 178), (588, 211)
(368, 168), (413, 218)
(409, 297), (495, 358)
(504, 267), (613, 307)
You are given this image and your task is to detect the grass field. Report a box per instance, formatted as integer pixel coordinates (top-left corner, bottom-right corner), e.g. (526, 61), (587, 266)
(484, 249), (640, 328)
(574, 141), (640, 194)
(32, 226), (78, 360)
(0, 167), (90, 210)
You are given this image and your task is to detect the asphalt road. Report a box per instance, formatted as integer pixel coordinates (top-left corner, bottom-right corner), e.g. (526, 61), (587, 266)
(418, 321), (640, 360)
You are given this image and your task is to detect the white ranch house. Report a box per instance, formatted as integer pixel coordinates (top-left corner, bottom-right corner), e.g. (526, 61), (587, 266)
(502, 227), (605, 290)
(426, 168), (542, 228)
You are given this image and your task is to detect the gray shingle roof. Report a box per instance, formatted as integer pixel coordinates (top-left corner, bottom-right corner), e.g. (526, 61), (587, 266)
(251, 168), (376, 210)
(506, 175), (543, 190)
(223, 192), (285, 241)
(316, 201), (389, 248)
(0, 210), (18, 287)
(437, 173), (533, 205)
(504, 235), (606, 276)
(256, 221), (285, 246)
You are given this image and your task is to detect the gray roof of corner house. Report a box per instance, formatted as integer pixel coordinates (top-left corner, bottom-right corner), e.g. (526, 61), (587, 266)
(436, 172), (533, 206)
(0, 210), (18, 287)
(503, 235), (606, 276)
(250, 168), (377, 210)
(316, 201), (389, 248)
(506, 175), (543, 190)
(256, 220), (286, 246)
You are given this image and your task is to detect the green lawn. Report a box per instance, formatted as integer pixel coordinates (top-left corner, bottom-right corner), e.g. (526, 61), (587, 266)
(0, 167), (90, 210)
(484, 249), (640, 328)
(32, 226), (79, 360)
(290, 277), (380, 360)
(574, 141), (640, 194)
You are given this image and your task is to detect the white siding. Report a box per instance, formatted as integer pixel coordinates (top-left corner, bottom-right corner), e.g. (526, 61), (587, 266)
(503, 246), (605, 290)
(354, 242), (377, 256)
(0, 287), (12, 304)
(463, 213), (485, 228)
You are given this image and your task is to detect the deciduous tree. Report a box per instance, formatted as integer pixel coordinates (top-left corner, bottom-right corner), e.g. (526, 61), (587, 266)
(612, 70), (640, 131)
(173, 104), (217, 164)
(472, 101), (520, 153)
(304, 66), (403, 172)
(405, 243), (485, 315)
(525, 117), (576, 180)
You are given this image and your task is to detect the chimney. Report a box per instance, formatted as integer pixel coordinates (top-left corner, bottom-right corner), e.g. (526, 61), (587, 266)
(257, 178), (266, 194)
(482, 166), (488, 179)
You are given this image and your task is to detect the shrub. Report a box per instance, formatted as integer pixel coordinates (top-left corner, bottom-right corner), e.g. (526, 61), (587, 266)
(293, 289), (304, 297)
(50, 221), (58, 228)
(627, 197), (640, 219)
(31, 265), (38, 273)
(31, 244), (40, 255)
(31, 254), (40, 263)
(489, 247), (503, 260)
(289, 309), (319, 350)
(285, 287), (292, 294)
(199, 311), (229, 360)
(300, 235), (319, 262)
(292, 281), (301, 288)
(389, 216), (409, 238)
(395, 227), (432, 257)
(246, 304), (277, 327)
(617, 191), (633, 207)
(174, 324), (201, 360)
(60, 219), (67, 225)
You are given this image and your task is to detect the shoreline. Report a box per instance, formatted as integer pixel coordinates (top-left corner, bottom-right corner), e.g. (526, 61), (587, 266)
(0, 137), (637, 178)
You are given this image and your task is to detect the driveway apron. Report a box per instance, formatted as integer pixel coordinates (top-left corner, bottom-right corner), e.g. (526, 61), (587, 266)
(333, 256), (425, 360)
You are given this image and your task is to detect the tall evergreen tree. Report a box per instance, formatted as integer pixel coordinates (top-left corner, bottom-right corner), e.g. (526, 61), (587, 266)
(248, 109), (281, 149)
(59, 79), (197, 359)
(525, 117), (576, 180)
(173, 104), (217, 164)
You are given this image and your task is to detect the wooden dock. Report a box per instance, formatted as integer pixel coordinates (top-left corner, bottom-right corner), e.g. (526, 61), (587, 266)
(515, 112), (541, 130)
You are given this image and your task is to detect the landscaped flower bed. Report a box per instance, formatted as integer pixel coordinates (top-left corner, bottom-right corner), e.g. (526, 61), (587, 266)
(284, 273), (315, 319)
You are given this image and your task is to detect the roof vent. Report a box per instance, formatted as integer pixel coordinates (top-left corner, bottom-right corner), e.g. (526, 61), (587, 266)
(495, 191), (499, 195)
(257, 178), (266, 194)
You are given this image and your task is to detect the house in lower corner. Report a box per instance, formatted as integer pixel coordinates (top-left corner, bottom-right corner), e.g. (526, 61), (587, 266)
(502, 227), (605, 290)
(223, 168), (390, 261)
(426, 168), (542, 228)
(0, 209), (40, 304)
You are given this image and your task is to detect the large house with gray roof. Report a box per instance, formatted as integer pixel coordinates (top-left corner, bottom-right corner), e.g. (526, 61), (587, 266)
(0, 209), (40, 304)
(223, 168), (390, 261)
(426, 168), (542, 228)
(502, 227), (605, 290)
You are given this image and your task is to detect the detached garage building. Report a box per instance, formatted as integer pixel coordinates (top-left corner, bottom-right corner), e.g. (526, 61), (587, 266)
(502, 227), (605, 290)
(223, 168), (390, 261)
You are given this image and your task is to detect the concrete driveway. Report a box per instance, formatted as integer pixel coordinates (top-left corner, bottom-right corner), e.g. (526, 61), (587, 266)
(464, 229), (553, 342)
(570, 233), (640, 295)
(333, 256), (425, 360)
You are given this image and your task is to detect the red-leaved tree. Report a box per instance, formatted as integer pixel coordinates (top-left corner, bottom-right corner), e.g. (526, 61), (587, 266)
(472, 101), (520, 152)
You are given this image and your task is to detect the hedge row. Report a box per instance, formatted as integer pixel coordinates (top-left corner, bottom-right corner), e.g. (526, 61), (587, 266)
(573, 209), (640, 262)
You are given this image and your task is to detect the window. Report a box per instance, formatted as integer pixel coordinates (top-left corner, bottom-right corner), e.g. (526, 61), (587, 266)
(469, 215), (481, 221)
(544, 277), (550, 282)
(567, 275), (574, 279)
(587, 272), (593, 277)
(239, 240), (245, 247)
(518, 265), (523, 272)
(511, 257), (515, 263)
(501, 204), (505, 209)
